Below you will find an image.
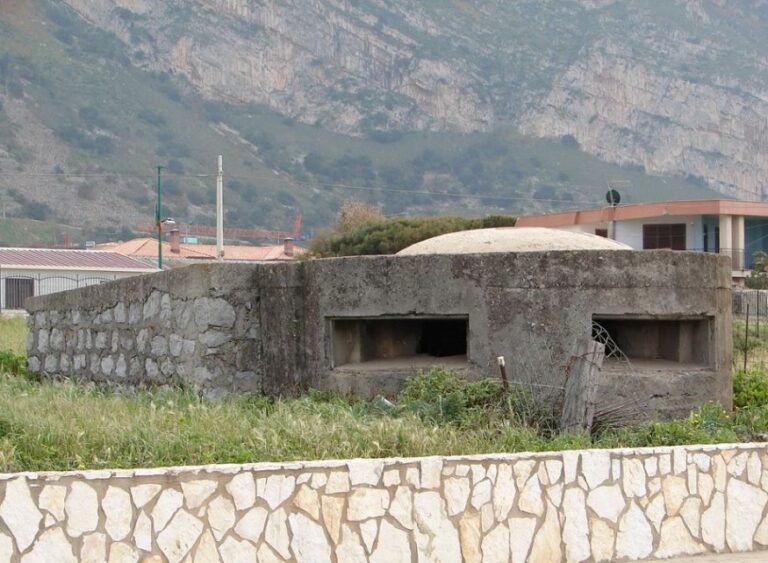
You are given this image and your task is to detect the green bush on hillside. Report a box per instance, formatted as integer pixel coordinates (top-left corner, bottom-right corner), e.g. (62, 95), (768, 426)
(308, 214), (516, 257)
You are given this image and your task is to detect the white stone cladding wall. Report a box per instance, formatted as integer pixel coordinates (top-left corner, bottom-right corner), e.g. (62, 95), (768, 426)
(2, 443), (768, 562)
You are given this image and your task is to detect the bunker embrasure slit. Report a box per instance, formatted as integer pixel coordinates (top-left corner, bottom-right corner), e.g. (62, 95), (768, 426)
(331, 316), (468, 369)
(593, 315), (712, 366)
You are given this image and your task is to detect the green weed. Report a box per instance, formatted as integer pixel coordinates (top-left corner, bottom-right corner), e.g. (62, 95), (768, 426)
(734, 368), (768, 408)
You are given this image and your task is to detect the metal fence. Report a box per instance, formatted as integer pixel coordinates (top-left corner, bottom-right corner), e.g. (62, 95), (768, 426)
(0, 273), (118, 311)
(733, 290), (768, 318)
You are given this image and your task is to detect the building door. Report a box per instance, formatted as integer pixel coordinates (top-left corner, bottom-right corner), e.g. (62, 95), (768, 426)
(4, 277), (34, 309)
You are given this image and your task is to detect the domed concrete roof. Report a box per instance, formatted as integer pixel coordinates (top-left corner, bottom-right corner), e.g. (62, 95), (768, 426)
(396, 227), (632, 255)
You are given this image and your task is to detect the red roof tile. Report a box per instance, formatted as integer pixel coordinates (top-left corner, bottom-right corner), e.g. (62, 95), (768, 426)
(0, 248), (156, 271)
(96, 238), (304, 262)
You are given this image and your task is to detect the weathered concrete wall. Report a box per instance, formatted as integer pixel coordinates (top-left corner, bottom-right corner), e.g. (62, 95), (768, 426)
(2, 443), (768, 562)
(300, 251), (732, 418)
(25, 251), (733, 415)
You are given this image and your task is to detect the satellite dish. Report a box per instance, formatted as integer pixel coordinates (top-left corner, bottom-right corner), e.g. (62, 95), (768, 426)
(606, 189), (621, 206)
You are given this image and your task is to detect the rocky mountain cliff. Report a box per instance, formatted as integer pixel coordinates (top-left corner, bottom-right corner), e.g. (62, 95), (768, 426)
(60, 0), (768, 201)
(0, 0), (765, 240)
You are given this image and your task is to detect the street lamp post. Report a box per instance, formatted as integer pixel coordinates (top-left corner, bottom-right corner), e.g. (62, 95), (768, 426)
(156, 165), (163, 269)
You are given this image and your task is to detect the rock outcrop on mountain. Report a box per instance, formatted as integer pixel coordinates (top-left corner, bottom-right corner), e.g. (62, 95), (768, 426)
(57, 0), (768, 201)
(518, 41), (768, 200)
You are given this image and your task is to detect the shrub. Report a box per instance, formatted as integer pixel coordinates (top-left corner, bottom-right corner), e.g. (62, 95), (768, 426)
(745, 276), (768, 290)
(0, 351), (26, 376)
(334, 200), (383, 234)
(6, 81), (23, 99)
(594, 403), (739, 448)
(397, 368), (507, 427)
(308, 214), (516, 257)
(21, 201), (51, 221)
(166, 159), (184, 175)
(137, 109), (167, 127)
(534, 185), (556, 200)
(734, 335), (763, 355)
(746, 251), (768, 289)
(396, 368), (550, 430)
(77, 184), (96, 200)
(78, 106), (108, 130)
(734, 368), (768, 408)
(276, 191), (297, 206)
(560, 134), (580, 148)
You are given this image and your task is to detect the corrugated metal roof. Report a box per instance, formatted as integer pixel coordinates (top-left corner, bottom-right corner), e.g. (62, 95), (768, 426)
(0, 247), (156, 271)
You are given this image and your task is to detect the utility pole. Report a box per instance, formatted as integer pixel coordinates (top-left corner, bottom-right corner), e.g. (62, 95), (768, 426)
(216, 155), (224, 262)
(156, 165), (164, 270)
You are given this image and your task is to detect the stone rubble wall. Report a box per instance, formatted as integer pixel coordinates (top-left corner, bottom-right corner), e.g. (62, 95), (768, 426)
(23, 265), (267, 398)
(2, 443), (768, 562)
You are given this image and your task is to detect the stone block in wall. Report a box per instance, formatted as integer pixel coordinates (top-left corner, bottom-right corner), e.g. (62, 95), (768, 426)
(199, 330), (231, 349)
(128, 302), (141, 324)
(34, 311), (46, 328)
(37, 329), (48, 354)
(27, 356), (40, 373)
(150, 335), (168, 357)
(114, 302), (126, 324)
(192, 297), (237, 330)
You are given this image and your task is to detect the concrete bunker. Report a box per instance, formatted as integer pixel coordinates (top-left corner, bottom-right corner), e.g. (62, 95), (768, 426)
(24, 227), (734, 422)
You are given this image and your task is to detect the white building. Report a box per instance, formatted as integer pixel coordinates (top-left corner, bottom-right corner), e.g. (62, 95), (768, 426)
(517, 199), (768, 278)
(0, 248), (156, 311)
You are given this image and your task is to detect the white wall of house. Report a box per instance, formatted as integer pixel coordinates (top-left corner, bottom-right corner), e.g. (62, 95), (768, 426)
(0, 268), (149, 310)
(612, 215), (704, 250)
(557, 223), (606, 234)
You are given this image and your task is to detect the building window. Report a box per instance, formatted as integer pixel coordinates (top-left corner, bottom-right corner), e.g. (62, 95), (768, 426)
(4, 277), (34, 309)
(642, 223), (686, 250)
(331, 317), (468, 368)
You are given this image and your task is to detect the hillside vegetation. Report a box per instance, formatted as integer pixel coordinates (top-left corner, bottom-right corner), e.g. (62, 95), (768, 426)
(0, 0), (728, 243)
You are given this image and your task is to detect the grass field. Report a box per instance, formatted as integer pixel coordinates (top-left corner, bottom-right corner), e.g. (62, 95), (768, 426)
(0, 316), (766, 473)
(0, 315), (25, 355)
